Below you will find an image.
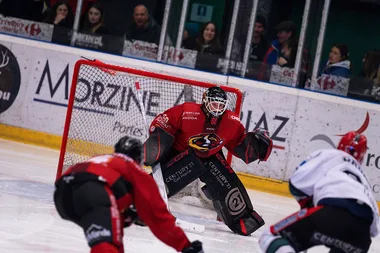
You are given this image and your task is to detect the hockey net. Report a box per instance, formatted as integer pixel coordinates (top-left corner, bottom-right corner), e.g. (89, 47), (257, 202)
(57, 59), (243, 208)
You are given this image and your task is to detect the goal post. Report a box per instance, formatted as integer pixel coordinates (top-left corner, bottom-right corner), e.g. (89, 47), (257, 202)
(57, 59), (243, 182)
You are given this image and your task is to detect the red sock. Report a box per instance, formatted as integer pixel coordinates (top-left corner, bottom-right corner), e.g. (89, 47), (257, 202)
(91, 242), (119, 253)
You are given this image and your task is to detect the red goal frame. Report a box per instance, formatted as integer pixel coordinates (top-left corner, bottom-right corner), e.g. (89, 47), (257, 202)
(56, 59), (243, 180)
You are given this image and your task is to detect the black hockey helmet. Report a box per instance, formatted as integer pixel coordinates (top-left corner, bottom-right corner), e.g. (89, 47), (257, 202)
(114, 136), (143, 164)
(202, 86), (228, 117)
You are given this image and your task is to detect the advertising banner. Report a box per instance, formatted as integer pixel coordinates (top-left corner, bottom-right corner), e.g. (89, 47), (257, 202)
(269, 65), (294, 86)
(0, 17), (53, 42)
(232, 82), (298, 180)
(0, 42), (22, 123)
(65, 65), (188, 147)
(0, 43), (79, 135)
(286, 95), (380, 199)
(74, 32), (124, 55)
(165, 47), (197, 68)
(123, 41), (197, 69)
(123, 40), (158, 61)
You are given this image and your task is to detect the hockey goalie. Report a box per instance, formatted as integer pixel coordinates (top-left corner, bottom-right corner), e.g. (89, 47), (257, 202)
(144, 86), (273, 236)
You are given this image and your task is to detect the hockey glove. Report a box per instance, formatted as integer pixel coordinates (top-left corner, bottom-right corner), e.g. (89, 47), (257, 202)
(289, 181), (313, 209)
(252, 128), (273, 161)
(234, 128), (273, 163)
(297, 196), (314, 209)
(182, 241), (204, 253)
(124, 205), (146, 227)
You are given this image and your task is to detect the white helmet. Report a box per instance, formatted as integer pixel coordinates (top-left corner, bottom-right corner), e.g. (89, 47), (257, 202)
(202, 86), (228, 117)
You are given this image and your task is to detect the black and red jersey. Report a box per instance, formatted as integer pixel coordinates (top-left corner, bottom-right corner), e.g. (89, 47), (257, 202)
(62, 154), (190, 252)
(149, 102), (246, 158)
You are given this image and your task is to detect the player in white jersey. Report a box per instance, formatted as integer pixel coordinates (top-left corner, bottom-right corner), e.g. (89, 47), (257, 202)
(259, 131), (379, 253)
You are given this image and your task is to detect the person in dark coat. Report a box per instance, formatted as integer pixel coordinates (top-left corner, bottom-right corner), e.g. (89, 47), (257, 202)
(125, 4), (161, 45)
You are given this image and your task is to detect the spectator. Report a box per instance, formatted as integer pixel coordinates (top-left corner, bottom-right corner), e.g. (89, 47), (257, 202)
(305, 43), (350, 96)
(80, 2), (108, 34)
(249, 15), (269, 62)
(184, 22), (223, 55)
(277, 38), (298, 68)
(46, 0), (74, 28)
(350, 50), (380, 97)
(182, 29), (193, 49)
(320, 43), (350, 78)
(263, 20), (297, 65)
(125, 4), (161, 45)
(362, 50), (380, 87)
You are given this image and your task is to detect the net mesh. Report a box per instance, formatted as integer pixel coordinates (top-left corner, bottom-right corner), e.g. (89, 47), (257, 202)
(60, 61), (241, 207)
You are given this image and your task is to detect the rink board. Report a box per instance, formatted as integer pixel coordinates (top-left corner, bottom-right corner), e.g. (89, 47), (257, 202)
(1, 33), (380, 204)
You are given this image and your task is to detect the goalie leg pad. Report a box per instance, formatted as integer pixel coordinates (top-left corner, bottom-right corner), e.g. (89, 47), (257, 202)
(200, 152), (265, 235)
(161, 148), (207, 198)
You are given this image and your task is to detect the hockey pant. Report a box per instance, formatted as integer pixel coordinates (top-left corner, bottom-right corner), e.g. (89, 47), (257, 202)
(259, 206), (372, 253)
(54, 179), (124, 253)
(161, 148), (265, 235)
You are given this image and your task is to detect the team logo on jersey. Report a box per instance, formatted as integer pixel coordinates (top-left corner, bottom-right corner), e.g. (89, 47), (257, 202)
(188, 133), (223, 152)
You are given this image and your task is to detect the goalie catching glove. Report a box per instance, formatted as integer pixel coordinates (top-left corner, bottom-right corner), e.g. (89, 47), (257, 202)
(234, 128), (273, 164)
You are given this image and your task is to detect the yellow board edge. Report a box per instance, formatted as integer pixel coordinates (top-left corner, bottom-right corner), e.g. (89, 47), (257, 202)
(2, 123), (380, 211)
(0, 124), (62, 150)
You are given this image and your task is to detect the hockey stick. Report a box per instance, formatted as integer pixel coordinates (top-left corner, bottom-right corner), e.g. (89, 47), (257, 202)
(133, 82), (169, 205)
(134, 81), (205, 234)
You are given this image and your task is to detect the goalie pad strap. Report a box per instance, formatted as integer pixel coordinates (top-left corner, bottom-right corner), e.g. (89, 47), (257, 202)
(144, 126), (175, 167)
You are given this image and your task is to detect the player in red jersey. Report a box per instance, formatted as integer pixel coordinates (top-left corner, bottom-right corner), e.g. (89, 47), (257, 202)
(144, 86), (273, 236)
(54, 136), (204, 253)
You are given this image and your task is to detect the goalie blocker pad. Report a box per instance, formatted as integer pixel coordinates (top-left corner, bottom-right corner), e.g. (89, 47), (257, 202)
(234, 129), (273, 164)
(200, 152), (265, 236)
(161, 148), (207, 198)
(144, 126), (175, 167)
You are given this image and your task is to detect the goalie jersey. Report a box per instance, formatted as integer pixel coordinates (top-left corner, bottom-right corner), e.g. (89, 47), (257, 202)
(149, 102), (246, 158)
(290, 149), (380, 237)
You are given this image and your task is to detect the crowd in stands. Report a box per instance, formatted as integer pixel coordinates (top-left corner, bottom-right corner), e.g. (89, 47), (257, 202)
(0, 0), (379, 99)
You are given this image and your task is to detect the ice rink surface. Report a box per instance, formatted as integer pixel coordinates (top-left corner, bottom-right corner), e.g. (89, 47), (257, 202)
(1, 138), (380, 253)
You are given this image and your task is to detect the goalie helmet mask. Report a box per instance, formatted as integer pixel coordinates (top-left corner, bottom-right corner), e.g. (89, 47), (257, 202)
(202, 86), (228, 118)
(114, 136), (143, 164)
(337, 131), (367, 163)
